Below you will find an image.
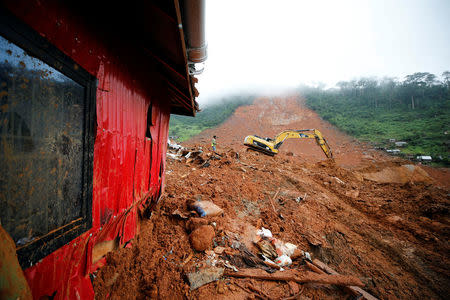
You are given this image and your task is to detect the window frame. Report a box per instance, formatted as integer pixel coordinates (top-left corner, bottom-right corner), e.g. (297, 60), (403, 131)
(0, 9), (96, 269)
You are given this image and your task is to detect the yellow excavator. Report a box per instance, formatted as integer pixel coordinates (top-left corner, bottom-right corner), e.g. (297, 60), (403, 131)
(243, 129), (333, 158)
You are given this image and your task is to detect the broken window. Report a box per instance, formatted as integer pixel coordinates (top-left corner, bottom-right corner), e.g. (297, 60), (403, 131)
(0, 13), (96, 268)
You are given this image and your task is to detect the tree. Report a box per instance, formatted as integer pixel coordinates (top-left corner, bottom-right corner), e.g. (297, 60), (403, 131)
(442, 71), (450, 89)
(424, 73), (437, 87)
(380, 77), (398, 109)
(404, 72), (436, 88)
(403, 72), (432, 109)
(337, 81), (351, 96)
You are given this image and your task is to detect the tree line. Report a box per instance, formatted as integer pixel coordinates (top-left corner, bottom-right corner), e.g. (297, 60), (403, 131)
(303, 71), (450, 110)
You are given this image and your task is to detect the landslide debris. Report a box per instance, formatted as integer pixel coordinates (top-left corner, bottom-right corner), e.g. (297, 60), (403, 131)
(93, 96), (449, 299)
(93, 145), (449, 299)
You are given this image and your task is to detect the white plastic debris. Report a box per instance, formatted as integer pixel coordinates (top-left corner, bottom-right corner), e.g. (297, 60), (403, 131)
(281, 242), (297, 257)
(168, 138), (184, 150)
(304, 251), (311, 261)
(274, 254), (292, 267)
(262, 255), (285, 271)
(167, 153), (181, 160)
(272, 239), (297, 257)
(256, 227), (273, 239)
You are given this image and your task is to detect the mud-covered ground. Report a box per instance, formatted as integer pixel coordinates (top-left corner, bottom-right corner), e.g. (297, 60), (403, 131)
(93, 96), (449, 299)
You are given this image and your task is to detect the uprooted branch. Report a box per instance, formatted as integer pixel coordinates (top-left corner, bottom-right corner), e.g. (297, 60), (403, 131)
(224, 268), (364, 287)
(312, 259), (379, 300)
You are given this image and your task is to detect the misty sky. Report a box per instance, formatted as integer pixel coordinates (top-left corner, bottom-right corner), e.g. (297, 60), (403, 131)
(195, 0), (450, 105)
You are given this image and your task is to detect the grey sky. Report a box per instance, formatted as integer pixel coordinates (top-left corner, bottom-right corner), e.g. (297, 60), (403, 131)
(196, 0), (450, 105)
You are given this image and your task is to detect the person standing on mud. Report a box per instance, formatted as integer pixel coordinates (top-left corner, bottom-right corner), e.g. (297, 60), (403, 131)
(211, 135), (217, 152)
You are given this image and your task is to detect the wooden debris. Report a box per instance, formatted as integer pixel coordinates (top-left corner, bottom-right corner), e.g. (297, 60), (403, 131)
(312, 259), (378, 300)
(305, 260), (325, 274)
(224, 268), (364, 287)
(269, 188), (281, 214)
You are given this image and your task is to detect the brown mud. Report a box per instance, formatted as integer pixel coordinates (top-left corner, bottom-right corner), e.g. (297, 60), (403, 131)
(93, 96), (449, 299)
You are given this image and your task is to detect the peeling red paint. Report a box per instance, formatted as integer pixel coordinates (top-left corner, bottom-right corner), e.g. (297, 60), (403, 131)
(3, 1), (173, 299)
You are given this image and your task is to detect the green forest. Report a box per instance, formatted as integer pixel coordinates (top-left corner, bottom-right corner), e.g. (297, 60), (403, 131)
(169, 95), (255, 141)
(302, 71), (450, 165)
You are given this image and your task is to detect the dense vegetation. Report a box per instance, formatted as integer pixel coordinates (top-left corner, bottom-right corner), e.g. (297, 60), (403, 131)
(302, 72), (450, 165)
(169, 95), (255, 141)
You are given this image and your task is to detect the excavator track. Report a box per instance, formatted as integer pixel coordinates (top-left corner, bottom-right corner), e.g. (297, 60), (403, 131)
(245, 144), (276, 156)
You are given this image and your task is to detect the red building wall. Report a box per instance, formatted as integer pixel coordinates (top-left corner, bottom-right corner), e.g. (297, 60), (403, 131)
(4, 1), (171, 298)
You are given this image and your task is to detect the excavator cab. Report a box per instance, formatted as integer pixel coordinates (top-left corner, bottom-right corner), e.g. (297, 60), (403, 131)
(244, 135), (275, 155)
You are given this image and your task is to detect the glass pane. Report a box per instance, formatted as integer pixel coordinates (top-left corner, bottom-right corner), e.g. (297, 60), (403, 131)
(0, 35), (85, 246)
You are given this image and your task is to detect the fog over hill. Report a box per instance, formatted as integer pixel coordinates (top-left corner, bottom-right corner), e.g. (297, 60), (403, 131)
(195, 0), (450, 106)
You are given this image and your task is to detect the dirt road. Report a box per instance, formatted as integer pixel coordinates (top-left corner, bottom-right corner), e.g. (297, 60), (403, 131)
(94, 96), (449, 299)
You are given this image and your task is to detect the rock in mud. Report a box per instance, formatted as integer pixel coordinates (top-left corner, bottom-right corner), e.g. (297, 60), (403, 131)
(190, 225), (215, 251)
(187, 266), (224, 290)
(213, 246), (226, 254)
(345, 189), (360, 199)
(186, 217), (209, 232)
(386, 215), (402, 223)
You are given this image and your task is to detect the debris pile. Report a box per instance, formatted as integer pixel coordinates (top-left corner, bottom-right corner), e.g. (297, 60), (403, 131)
(93, 97), (449, 299)
(167, 140), (223, 168)
(170, 181), (375, 297)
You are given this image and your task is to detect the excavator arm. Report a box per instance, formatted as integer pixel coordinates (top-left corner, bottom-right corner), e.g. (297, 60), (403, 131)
(273, 129), (333, 158)
(244, 129), (333, 158)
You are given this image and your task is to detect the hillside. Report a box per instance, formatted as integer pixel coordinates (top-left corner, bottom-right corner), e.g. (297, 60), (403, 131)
(169, 95), (255, 141)
(94, 96), (449, 299)
(301, 74), (450, 166)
